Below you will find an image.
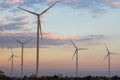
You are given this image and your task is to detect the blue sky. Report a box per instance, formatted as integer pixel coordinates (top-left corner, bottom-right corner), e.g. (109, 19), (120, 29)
(0, 0), (120, 77)
(0, 0), (120, 47)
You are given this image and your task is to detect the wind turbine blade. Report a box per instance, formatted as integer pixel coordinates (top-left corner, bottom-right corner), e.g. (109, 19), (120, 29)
(72, 50), (77, 59)
(13, 37), (22, 44)
(39, 19), (43, 39)
(110, 52), (119, 55)
(39, 1), (59, 15)
(8, 56), (12, 62)
(18, 7), (38, 15)
(78, 48), (88, 50)
(104, 44), (110, 53)
(38, 17), (43, 39)
(103, 54), (109, 60)
(71, 40), (77, 49)
(13, 55), (19, 58)
(23, 38), (33, 44)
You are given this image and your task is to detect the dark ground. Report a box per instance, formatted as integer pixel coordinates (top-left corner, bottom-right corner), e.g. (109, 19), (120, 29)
(0, 75), (120, 80)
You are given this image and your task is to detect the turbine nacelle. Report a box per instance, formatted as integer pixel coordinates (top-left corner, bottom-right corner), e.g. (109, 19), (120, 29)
(104, 44), (118, 60)
(8, 48), (19, 62)
(103, 44), (118, 79)
(18, 1), (59, 39)
(71, 40), (88, 78)
(18, 1), (59, 16)
(71, 40), (87, 59)
(18, 1), (59, 79)
(13, 37), (33, 45)
(13, 37), (33, 78)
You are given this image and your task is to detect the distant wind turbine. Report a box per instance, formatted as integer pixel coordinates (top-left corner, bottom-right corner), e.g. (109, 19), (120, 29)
(0, 67), (2, 69)
(13, 38), (33, 78)
(104, 44), (118, 80)
(71, 40), (87, 78)
(8, 48), (18, 76)
(18, 1), (59, 79)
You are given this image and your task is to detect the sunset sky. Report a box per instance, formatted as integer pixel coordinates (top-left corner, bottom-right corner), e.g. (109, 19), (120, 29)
(0, 0), (120, 77)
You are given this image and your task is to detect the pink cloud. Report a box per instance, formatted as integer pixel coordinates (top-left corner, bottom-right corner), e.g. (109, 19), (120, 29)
(11, 0), (23, 4)
(104, 0), (120, 8)
(0, 31), (105, 48)
(47, 0), (57, 2)
(47, 0), (76, 3)
(111, 1), (120, 8)
(0, 31), (80, 48)
(44, 32), (79, 40)
(0, 31), (78, 40)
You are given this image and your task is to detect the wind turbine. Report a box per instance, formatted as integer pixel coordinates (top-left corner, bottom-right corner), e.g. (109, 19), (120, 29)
(71, 40), (87, 78)
(13, 38), (33, 78)
(18, 1), (59, 79)
(104, 44), (118, 80)
(8, 48), (18, 77)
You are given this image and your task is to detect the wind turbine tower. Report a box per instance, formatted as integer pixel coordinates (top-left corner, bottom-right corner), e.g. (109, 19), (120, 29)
(13, 38), (33, 78)
(104, 44), (118, 80)
(8, 48), (18, 77)
(18, 1), (59, 79)
(71, 40), (87, 78)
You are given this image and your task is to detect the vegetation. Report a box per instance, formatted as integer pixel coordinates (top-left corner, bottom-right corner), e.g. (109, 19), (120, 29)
(0, 75), (11, 80)
(0, 74), (120, 80)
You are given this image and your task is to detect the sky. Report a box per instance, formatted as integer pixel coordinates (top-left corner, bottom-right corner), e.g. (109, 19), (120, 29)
(0, 0), (120, 77)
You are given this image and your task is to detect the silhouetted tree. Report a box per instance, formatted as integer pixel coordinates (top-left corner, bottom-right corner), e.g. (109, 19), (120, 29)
(22, 76), (28, 80)
(0, 75), (11, 80)
(29, 74), (36, 80)
(53, 75), (59, 80)
(112, 75), (119, 80)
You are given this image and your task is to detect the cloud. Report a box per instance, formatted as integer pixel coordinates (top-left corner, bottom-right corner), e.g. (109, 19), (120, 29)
(59, 0), (120, 10)
(0, 15), (32, 31)
(79, 35), (105, 45)
(110, 1), (120, 8)
(0, 32), (76, 48)
(11, 0), (23, 4)
(81, 35), (104, 41)
(0, 21), (28, 31)
(0, 32), (105, 48)
(1, 0), (120, 12)
(0, 1), (12, 9)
